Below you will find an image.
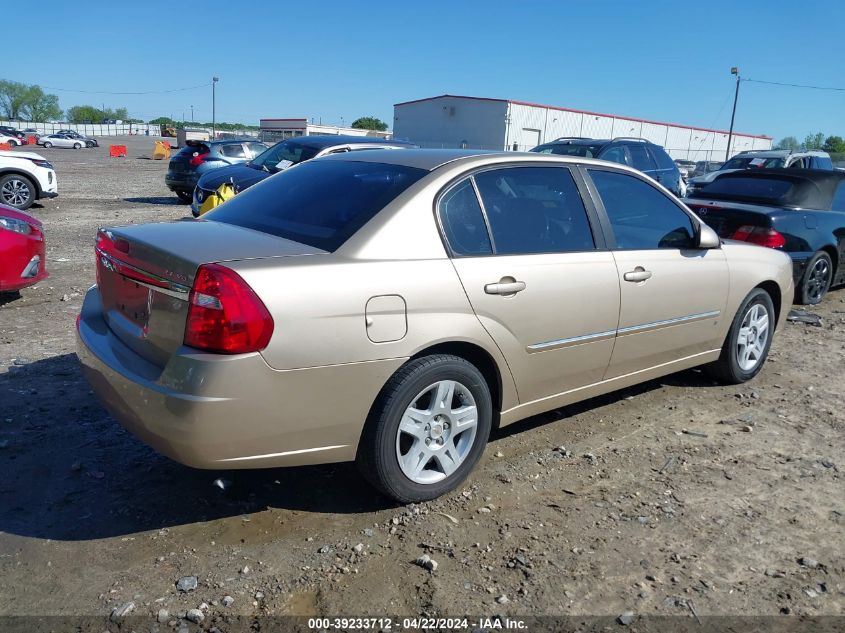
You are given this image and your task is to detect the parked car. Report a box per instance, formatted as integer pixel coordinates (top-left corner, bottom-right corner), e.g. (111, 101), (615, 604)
(675, 159), (696, 179)
(56, 130), (99, 147)
(530, 137), (684, 195)
(165, 139), (268, 203)
(0, 149), (57, 210)
(686, 150), (833, 196)
(0, 125), (25, 141)
(690, 160), (724, 179)
(687, 168), (845, 305)
(21, 128), (41, 140)
(77, 149), (792, 502)
(0, 204), (48, 294)
(0, 133), (23, 147)
(37, 134), (86, 149)
(191, 135), (417, 216)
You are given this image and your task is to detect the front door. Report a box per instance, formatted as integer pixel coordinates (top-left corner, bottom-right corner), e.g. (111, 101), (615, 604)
(586, 168), (729, 378)
(438, 165), (621, 404)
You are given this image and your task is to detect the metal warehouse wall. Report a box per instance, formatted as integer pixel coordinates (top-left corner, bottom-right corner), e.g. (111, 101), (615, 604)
(393, 97), (509, 149)
(505, 102), (771, 159)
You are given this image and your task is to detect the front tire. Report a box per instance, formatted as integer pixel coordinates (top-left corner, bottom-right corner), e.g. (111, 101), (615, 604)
(43, 142), (52, 148)
(798, 251), (833, 305)
(0, 173), (35, 210)
(73, 142), (82, 150)
(706, 288), (775, 384)
(357, 354), (492, 503)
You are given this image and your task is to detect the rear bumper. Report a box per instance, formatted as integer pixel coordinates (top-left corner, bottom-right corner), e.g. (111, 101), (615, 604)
(76, 287), (402, 469)
(165, 173), (199, 192)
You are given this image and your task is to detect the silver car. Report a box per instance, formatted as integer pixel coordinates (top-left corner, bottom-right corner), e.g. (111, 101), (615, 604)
(37, 134), (86, 149)
(77, 150), (793, 502)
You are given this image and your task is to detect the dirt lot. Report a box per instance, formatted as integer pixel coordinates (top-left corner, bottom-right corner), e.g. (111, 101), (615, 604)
(0, 136), (843, 630)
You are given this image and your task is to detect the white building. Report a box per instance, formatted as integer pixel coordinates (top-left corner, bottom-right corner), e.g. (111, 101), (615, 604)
(259, 118), (391, 143)
(393, 95), (771, 161)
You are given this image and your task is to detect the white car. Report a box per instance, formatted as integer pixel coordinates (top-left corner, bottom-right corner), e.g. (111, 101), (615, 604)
(37, 134), (86, 149)
(0, 133), (23, 147)
(0, 150), (58, 210)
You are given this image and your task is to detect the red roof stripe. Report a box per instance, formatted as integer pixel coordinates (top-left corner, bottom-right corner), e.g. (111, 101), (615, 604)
(393, 94), (771, 140)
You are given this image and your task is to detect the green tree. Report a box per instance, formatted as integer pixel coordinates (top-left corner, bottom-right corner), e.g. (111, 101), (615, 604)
(67, 105), (104, 123)
(803, 132), (825, 150)
(775, 136), (800, 151)
(26, 87), (62, 122)
(0, 79), (32, 119)
(149, 116), (176, 125)
(351, 116), (388, 131)
(822, 135), (845, 154)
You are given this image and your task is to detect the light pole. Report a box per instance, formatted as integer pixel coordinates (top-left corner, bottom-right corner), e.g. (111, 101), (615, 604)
(212, 77), (219, 137)
(190, 105), (194, 123)
(726, 67), (740, 161)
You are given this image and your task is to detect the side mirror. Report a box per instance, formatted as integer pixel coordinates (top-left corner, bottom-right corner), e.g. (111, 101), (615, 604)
(697, 223), (721, 249)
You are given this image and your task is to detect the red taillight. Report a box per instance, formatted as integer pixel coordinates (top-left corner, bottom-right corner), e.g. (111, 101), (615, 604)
(184, 264), (274, 354)
(730, 225), (786, 249)
(189, 151), (210, 166)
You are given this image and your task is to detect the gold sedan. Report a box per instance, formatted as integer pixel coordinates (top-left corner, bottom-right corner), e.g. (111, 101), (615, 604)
(77, 150), (793, 502)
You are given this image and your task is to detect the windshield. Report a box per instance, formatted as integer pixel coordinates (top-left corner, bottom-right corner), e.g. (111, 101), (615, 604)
(722, 156), (786, 170)
(207, 160), (427, 251)
(250, 140), (320, 172)
(530, 143), (605, 158)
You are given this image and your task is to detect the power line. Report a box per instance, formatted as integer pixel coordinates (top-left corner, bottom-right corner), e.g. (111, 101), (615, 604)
(40, 81), (212, 95)
(744, 78), (845, 92)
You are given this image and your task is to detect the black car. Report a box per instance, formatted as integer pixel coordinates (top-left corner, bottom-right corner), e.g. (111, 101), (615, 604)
(686, 168), (845, 304)
(530, 137), (683, 195)
(0, 125), (24, 140)
(165, 139), (268, 202)
(191, 135), (416, 216)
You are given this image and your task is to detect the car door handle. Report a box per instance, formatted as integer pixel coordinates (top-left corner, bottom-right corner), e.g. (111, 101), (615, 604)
(623, 267), (652, 282)
(484, 280), (526, 295)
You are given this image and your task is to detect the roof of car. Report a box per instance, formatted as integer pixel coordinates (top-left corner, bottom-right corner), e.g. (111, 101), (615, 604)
(736, 149), (830, 158)
(285, 134), (416, 149)
(536, 137), (656, 147)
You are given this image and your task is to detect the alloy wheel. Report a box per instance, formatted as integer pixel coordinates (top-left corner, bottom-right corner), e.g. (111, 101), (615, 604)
(395, 380), (478, 484)
(1, 178), (31, 207)
(735, 303), (770, 372)
(805, 257), (831, 303)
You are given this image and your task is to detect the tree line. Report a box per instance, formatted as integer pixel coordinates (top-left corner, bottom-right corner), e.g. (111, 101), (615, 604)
(775, 133), (845, 154)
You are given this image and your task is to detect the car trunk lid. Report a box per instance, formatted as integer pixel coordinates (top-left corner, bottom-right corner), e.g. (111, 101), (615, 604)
(95, 219), (323, 369)
(685, 198), (777, 239)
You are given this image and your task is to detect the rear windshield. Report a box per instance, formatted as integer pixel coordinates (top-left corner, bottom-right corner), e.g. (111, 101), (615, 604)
(207, 160), (428, 251)
(530, 143), (605, 158)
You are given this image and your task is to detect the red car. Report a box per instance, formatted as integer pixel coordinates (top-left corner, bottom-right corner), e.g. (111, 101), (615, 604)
(0, 205), (48, 293)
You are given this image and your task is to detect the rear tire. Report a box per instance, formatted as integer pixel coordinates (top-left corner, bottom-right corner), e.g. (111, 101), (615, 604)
(357, 354), (492, 503)
(175, 190), (193, 203)
(705, 288), (775, 384)
(797, 251), (833, 305)
(43, 142), (52, 148)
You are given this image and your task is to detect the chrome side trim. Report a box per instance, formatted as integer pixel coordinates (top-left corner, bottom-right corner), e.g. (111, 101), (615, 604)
(527, 310), (720, 352)
(527, 329), (616, 352)
(217, 444), (349, 463)
(616, 310), (720, 337)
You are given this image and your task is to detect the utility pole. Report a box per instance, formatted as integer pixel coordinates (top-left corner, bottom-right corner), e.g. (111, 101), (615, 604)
(726, 67), (740, 161)
(212, 77), (219, 138)
(190, 105), (194, 122)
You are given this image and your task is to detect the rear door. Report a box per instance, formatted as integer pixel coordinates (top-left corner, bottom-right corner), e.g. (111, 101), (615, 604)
(584, 167), (729, 378)
(442, 165), (620, 404)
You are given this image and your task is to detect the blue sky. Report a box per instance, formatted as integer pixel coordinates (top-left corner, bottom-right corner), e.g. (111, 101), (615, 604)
(10, 0), (844, 141)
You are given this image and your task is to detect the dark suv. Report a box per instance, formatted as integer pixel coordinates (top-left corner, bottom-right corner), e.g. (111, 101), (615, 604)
(530, 137), (683, 196)
(166, 139), (268, 202)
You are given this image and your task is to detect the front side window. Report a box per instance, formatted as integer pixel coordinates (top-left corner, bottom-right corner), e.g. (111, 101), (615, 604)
(599, 145), (631, 166)
(530, 143), (604, 158)
(220, 144), (247, 158)
(473, 167), (595, 254)
(245, 142), (267, 158)
(438, 180), (492, 256)
(251, 140), (320, 172)
(208, 161), (427, 252)
(589, 169), (696, 250)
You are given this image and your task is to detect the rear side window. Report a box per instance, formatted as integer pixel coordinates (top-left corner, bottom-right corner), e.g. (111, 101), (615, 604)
(439, 180), (492, 256)
(208, 161), (427, 252)
(599, 145), (631, 166)
(589, 169), (695, 249)
(220, 144), (247, 158)
(811, 156), (834, 170)
(627, 144), (657, 171)
(649, 146), (677, 170)
(473, 167), (595, 254)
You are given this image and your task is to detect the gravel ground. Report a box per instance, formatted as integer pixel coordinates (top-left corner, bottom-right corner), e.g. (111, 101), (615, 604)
(0, 137), (843, 630)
